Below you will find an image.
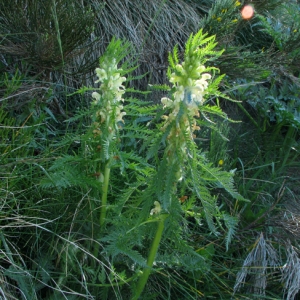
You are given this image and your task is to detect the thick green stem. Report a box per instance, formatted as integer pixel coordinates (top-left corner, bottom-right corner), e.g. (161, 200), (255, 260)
(93, 162), (111, 261)
(99, 162), (111, 229)
(131, 214), (168, 300)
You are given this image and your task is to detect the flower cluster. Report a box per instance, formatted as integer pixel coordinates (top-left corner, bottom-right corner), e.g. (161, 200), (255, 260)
(161, 60), (211, 159)
(91, 58), (126, 139)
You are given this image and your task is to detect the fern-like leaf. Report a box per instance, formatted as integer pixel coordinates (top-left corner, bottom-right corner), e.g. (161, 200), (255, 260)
(222, 213), (239, 251)
(196, 155), (247, 202)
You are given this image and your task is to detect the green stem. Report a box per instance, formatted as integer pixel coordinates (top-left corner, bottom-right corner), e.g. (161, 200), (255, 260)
(237, 102), (260, 130)
(93, 161), (111, 260)
(99, 162), (111, 229)
(131, 214), (168, 300)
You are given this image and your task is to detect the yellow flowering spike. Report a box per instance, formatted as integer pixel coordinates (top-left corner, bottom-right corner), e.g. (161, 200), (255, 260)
(162, 29), (224, 164)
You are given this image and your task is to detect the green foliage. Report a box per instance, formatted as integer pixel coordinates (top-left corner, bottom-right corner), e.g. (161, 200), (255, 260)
(33, 30), (246, 299)
(259, 2), (300, 57)
(1, 1), (300, 299)
(0, 0), (94, 72)
(199, 0), (243, 38)
(246, 79), (300, 128)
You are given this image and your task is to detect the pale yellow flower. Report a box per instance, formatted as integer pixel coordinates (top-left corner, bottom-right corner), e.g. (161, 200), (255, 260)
(92, 91), (101, 102)
(150, 201), (161, 215)
(95, 68), (107, 82)
(161, 97), (174, 109)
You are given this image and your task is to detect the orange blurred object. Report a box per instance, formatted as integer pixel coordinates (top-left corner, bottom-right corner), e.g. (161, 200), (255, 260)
(179, 195), (188, 203)
(241, 5), (254, 20)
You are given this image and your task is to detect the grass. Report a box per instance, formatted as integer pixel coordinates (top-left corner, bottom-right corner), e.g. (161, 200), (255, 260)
(1, 0), (300, 299)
